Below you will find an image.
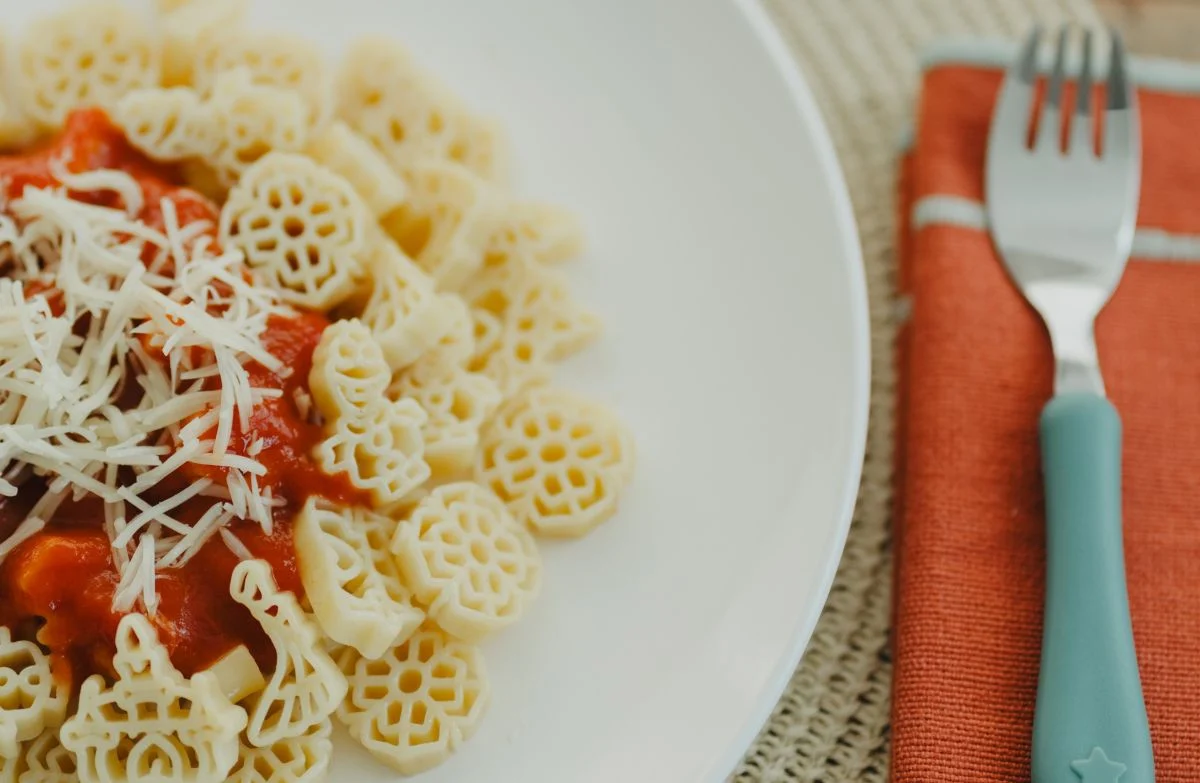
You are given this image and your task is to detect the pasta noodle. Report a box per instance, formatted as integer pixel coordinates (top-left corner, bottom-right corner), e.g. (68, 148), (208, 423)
(205, 70), (309, 191)
(308, 320), (391, 421)
(229, 561), (347, 749)
(0, 629), (65, 760)
(313, 398), (431, 507)
(304, 122), (407, 219)
(388, 359), (501, 478)
(308, 316), (434, 504)
(225, 719), (331, 783)
(469, 306), (505, 371)
(336, 626), (489, 775)
(191, 31), (332, 131)
(466, 255), (601, 399)
(219, 151), (368, 309)
(359, 234), (461, 371)
(357, 511), (420, 612)
(156, 0), (246, 87)
(423, 294), (476, 369)
(19, 730), (76, 783)
(0, 31), (38, 152)
(16, 1), (159, 129)
(393, 483), (541, 642)
(487, 200), (587, 267)
(336, 37), (508, 181)
(59, 614), (245, 783)
(293, 498), (423, 659)
(383, 160), (501, 290)
(113, 86), (216, 162)
(504, 263), (603, 362)
(476, 388), (635, 537)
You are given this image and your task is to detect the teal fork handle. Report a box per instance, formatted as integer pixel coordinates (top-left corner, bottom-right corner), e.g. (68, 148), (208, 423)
(1033, 393), (1153, 783)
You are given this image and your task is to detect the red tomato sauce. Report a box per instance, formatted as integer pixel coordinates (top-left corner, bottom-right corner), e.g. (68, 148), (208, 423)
(0, 109), (364, 684)
(0, 107), (218, 239)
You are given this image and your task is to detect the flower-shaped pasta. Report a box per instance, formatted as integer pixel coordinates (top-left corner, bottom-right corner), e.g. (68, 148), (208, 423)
(229, 561), (348, 748)
(421, 294), (475, 369)
(114, 87), (216, 162)
(393, 483), (541, 642)
(20, 729), (77, 782)
(360, 237), (461, 371)
(465, 257), (600, 399)
(383, 161), (500, 290)
(486, 200), (585, 268)
(156, 0), (246, 87)
(450, 115), (510, 187)
(476, 388), (634, 537)
(16, 1), (159, 129)
(356, 511), (420, 610)
(304, 122), (407, 218)
(375, 486), (430, 525)
(505, 264), (602, 362)
(308, 319), (391, 421)
(220, 151), (368, 309)
(466, 254), (600, 361)
(225, 719), (331, 783)
(294, 498), (424, 659)
(336, 38), (507, 181)
(0, 99), (36, 154)
(0, 627), (66, 760)
(469, 307), (504, 370)
(0, 30), (37, 152)
(336, 626), (489, 775)
(313, 398), (431, 507)
(59, 614), (245, 783)
(206, 71), (309, 191)
(388, 360), (501, 478)
(191, 31), (332, 131)
(469, 332), (554, 403)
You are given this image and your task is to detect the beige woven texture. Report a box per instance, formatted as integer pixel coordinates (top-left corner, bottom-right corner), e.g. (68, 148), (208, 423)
(732, 1), (1099, 780)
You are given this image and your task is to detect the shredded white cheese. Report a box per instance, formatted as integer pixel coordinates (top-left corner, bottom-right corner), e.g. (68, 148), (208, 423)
(0, 167), (297, 613)
(218, 527), (254, 561)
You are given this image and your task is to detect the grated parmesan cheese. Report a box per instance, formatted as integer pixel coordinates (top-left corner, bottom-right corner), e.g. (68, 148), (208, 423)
(0, 169), (302, 611)
(219, 528), (254, 561)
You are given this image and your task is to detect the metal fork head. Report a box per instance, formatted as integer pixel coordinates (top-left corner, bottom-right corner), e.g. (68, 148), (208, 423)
(985, 26), (1140, 396)
(986, 26), (1139, 297)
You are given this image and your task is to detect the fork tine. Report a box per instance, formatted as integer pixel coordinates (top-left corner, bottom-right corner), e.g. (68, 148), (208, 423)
(1102, 31), (1137, 159)
(1017, 26), (1041, 85)
(989, 28), (1040, 153)
(1070, 29), (1095, 155)
(1035, 26), (1070, 151)
(1106, 30), (1131, 111)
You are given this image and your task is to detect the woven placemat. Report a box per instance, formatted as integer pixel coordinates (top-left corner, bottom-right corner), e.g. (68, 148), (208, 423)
(731, 1), (1099, 780)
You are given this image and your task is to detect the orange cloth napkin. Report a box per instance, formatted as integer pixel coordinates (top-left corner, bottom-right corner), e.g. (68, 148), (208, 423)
(893, 58), (1200, 783)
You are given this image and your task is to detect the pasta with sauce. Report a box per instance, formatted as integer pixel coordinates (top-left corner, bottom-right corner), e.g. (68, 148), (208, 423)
(0, 1), (635, 780)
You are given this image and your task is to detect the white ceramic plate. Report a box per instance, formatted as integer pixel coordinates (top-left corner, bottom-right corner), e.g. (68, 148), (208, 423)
(7, 0), (870, 779)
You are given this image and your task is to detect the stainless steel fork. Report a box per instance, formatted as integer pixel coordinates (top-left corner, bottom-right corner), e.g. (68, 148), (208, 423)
(986, 27), (1151, 783)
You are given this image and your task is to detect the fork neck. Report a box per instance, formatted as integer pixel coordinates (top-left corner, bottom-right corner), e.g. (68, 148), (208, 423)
(1044, 314), (1106, 397)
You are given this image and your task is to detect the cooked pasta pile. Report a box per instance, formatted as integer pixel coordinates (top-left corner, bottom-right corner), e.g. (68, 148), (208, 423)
(0, 1), (635, 780)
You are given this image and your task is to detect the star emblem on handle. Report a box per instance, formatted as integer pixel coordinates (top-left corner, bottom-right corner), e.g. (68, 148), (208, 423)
(1071, 747), (1127, 783)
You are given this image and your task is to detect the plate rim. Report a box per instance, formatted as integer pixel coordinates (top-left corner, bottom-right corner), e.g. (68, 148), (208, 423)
(711, 1), (871, 778)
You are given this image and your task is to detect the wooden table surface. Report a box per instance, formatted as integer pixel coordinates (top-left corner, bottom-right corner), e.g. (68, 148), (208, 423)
(1101, 0), (1200, 59)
